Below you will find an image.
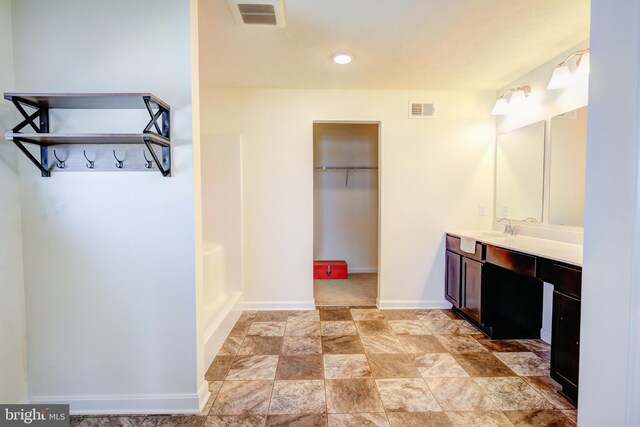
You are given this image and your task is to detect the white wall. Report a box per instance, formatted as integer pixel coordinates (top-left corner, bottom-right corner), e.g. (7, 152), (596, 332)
(10, 0), (199, 413)
(202, 88), (495, 308)
(201, 134), (243, 297)
(580, 0), (640, 424)
(0, 0), (28, 404)
(495, 40), (589, 238)
(313, 123), (378, 272)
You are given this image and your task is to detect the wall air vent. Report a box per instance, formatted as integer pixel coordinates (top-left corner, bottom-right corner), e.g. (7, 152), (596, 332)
(227, 0), (286, 27)
(409, 102), (436, 119)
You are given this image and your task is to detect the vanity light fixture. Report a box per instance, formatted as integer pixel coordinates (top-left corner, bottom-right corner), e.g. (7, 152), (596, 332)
(547, 48), (590, 90)
(332, 53), (353, 65)
(490, 85), (531, 116)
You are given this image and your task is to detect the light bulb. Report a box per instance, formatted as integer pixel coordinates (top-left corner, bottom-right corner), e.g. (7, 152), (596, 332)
(577, 51), (590, 75)
(490, 97), (509, 116)
(547, 64), (572, 90)
(509, 89), (527, 107)
(332, 53), (353, 65)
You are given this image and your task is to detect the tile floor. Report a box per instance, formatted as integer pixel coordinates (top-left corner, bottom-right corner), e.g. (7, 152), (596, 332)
(70, 308), (577, 427)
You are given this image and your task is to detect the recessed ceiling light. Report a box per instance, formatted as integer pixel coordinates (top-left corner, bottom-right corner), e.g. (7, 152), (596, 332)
(332, 53), (353, 65)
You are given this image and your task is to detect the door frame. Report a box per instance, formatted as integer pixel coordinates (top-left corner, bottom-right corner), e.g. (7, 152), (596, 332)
(312, 120), (382, 306)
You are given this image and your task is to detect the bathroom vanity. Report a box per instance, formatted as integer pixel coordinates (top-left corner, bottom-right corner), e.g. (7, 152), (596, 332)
(444, 231), (582, 404)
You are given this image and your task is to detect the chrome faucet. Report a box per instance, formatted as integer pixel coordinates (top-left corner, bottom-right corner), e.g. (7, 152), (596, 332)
(497, 217), (516, 235)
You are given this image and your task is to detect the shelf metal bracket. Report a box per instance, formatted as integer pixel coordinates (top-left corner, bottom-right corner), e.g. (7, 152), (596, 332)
(143, 139), (171, 177)
(12, 138), (51, 177)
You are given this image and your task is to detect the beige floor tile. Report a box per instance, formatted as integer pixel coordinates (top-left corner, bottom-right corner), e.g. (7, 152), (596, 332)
(452, 353), (516, 377)
(376, 378), (441, 412)
(519, 339), (551, 352)
(388, 320), (431, 335)
(322, 335), (364, 354)
(412, 353), (469, 378)
(320, 309), (353, 321)
(321, 321), (358, 336)
(268, 380), (326, 414)
(285, 320), (321, 336)
(368, 354), (420, 379)
(238, 312), (257, 322)
(562, 409), (578, 424)
(247, 322), (286, 337)
(423, 319), (461, 334)
(217, 335), (244, 355)
(503, 409), (576, 426)
(327, 413), (389, 427)
(445, 411), (512, 427)
(416, 310), (451, 322)
(211, 381), (273, 415)
(266, 413), (326, 427)
(435, 335), (488, 353)
(351, 308), (385, 320)
(208, 381), (223, 394)
(229, 321), (252, 337)
(82, 416), (146, 427)
(473, 337), (531, 352)
(205, 355), (234, 381)
(324, 354), (371, 379)
(326, 379), (385, 413)
(381, 310), (418, 320)
(452, 320), (480, 334)
(254, 311), (288, 322)
(226, 355), (279, 380)
(361, 335), (406, 354)
(275, 355), (323, 380)
(281, 336), (322, 355)
(205, 415), (266, 426)
(287, 310), (320, 322)
(474, 377), (554, 410)
(356, 320), (394, 335)
(386, 412), (451, 427)
(140, 416), (205, 427)
(425, 377), (497, 411)
(397, 335), (448, 353)
(238, 336), (283, 355)
(493, 352), (550, 376)
(524, 376), (575, 409)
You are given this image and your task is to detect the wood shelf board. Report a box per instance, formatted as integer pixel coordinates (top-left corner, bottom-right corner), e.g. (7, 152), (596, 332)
(3, 93), (170, 110)
(4, 132), (170, 147)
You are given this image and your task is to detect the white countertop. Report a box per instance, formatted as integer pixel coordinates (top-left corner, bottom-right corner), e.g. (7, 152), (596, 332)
(447, 230), (583, 267)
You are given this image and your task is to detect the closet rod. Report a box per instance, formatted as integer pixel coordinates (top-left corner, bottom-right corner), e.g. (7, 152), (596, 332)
(314, 166), (377, 170)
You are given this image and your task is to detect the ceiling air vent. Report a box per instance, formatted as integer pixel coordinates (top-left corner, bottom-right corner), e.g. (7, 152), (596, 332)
(227, 0), (286, 27)
(409, 102), (436, 119)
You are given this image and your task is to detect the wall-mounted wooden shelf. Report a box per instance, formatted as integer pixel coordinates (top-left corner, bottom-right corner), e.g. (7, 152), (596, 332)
(3, 92), (171, 177)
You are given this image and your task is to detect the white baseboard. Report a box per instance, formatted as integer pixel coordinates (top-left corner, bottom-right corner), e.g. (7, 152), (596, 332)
(349, 268), (378, 274)
(243, 300), (316, 310)
(540, 328), (552, 344)
(197, 381), (211, 414)
(204, 292), (243, 368)
(378, 299), (452, 309)
(31, 393), (202, 415)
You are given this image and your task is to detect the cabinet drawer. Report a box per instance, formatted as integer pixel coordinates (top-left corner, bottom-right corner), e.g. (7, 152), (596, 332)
(486, 245), (536, 277)
(445, 235), (484, 262)
(554, 264), (582, 299)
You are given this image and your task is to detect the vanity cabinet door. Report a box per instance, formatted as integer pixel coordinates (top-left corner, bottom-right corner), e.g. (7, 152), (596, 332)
(551, 291), (581, 404)
(462, 258), (483, 324)
(445, 250), (462, 308)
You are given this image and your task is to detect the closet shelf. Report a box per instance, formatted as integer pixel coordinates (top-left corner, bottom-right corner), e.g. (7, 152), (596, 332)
(3, 92), (171, 177)
(4, 132), (170, 147)
(314, 166), (378, 170)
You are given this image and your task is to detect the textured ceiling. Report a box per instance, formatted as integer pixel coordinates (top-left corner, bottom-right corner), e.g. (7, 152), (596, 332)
(199, 0), (590, 90)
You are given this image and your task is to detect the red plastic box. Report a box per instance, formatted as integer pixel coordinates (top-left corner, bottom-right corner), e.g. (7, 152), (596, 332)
(314, 260), (348, 280)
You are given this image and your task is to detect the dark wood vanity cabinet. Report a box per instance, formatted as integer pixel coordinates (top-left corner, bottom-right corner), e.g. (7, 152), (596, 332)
(445, 250), (462, 308)
(461, 257), (483, 324)
(444, 234), (582, 406)
(444, 235), (485, 323)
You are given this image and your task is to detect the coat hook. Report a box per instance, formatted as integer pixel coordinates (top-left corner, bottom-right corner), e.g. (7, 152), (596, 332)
(143, 150), (153, 169)
(53, 150), (66, 169)
(113, 150), (124, 169)
(83, 150), (95, 169)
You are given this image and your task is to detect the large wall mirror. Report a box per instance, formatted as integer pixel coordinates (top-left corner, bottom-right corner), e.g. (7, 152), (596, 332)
(495, 121), (545, 221)
(549, 106), (588, 227)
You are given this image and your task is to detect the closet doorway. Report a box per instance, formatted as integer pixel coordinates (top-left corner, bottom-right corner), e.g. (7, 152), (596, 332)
(313, 122), (380, 307)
